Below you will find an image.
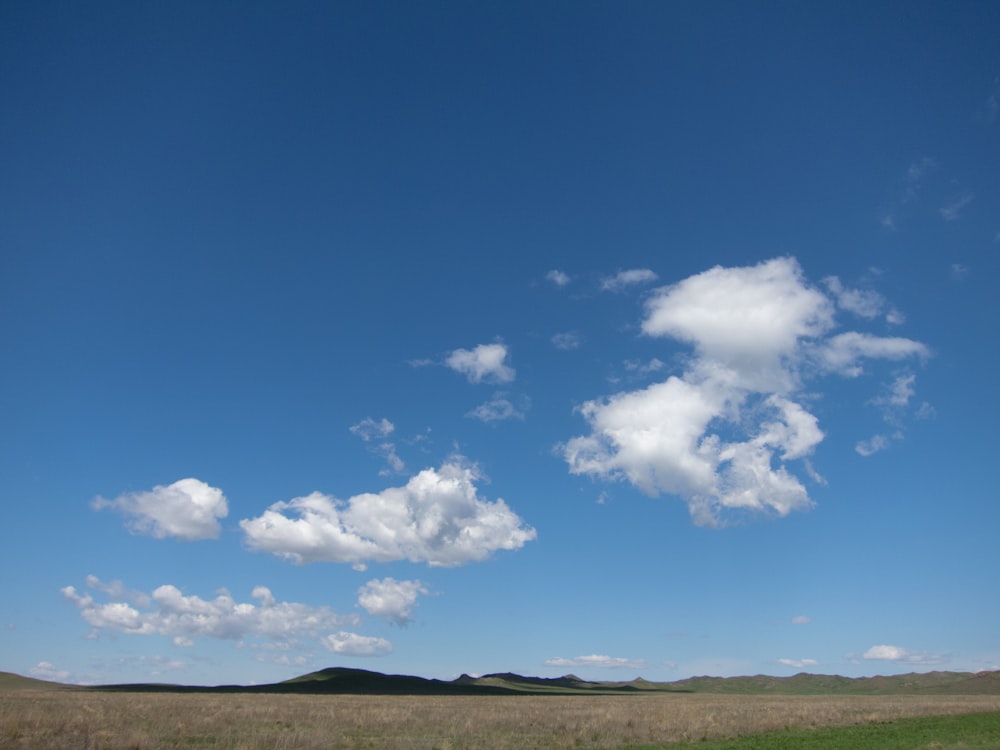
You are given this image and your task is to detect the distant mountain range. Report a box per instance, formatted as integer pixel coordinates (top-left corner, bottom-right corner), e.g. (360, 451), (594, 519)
(3, 666), (999, 695)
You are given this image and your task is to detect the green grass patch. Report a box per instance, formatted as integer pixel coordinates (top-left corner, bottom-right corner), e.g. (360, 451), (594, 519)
(631, 711), (1000, 749)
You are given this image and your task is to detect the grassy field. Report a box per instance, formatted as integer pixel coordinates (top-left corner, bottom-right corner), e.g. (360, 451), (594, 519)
(2, 689), (999, 749)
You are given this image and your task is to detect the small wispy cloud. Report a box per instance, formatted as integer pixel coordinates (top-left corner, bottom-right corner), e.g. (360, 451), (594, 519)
(860, 644), (945, 665)
(321, 632), (392, 657)
(856, 434), (891, 457)
(546, 269), (571, 287)
(552, 331), (583, 350)
(466, 393), (528, 422)
(350, 418), (405, 475)
(778, 657), (818, 669)
(445, 342), (515, 384)
(600, 268), (659, 292)
(940, 192), (974, 221)
(951, 263), (970, 280)
(791, 615), (811, 625)
(545, 654), (649, 670)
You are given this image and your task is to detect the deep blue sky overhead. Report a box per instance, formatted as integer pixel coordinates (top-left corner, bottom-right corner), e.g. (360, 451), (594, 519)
(2, 1), (998, 686)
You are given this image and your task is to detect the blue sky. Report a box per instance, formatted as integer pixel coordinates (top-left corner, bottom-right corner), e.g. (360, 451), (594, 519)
(2, 1), (998, 686)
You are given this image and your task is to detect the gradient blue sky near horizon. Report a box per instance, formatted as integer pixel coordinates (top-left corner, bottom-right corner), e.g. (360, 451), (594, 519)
(2, 1), (998, 687)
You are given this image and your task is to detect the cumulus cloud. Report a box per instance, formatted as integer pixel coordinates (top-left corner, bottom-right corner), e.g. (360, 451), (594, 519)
(91, 478), (228, 541)
(544, 654), (649, 670)
(62, 577), (358, 644)
(445, 343), (515, 384)
(564, 258), (929, 526)
(862, 644), (944, 664)
(357, 578), (428, 625)
(601, 268), (659, 292)
(322, 631), (393, 656)
(778, 658), (818, 669)
(466, 393), (528, 422)
(546, 269), (571, 287)
(240, 459), (536, 567)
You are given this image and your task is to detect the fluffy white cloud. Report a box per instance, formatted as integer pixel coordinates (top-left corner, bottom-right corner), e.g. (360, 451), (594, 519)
(544, 654), (649, 670)
(546, 269), (571, 287)
(322, 631), (393, 656)
(357, 578), (428, 625)
(240, 460), (536, 567)
(778, 658), (818, 669)
(601, 268), (659, 292)
(564, 258), (930, 526)
(862, 644), (944, 664)
(92, 478), (228, 540)
(642, 258), (833, 392)
(445, 343), (515, 384)
(62, 577), (358, 643)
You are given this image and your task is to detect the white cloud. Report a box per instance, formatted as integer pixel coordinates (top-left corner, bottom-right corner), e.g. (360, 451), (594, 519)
(350, 417), (395, 442)
(62, 578), (358, 643)
(818, 332), (929, 378)
(544, 654), (649, 670)
(563, 258), (930, 527)
(951, 263), (970, 280)
(823, 277), (886, 320)
(357, 578), (428, 625)
(30, 661), (70, 682)
(855, 434), (890, 457)
(940, 192), (974, 221)
(791, 615), (811, 625)
(862, 644), (944, 664)
(546, 269), (571, 287)
(642, 257), (833, 392)
(601, 268), (659, 292)
(240, 459), (536, 567)
(623, 358), (666, 375)
(466, 393), (527, 422)
(322, 631), (393, 656)
(445, 343), (515, 384)
(350, 418), (405, 474)
(778, 658), (818, 669)
(91, 478), (228, 541)
(552, 331), (583, 350)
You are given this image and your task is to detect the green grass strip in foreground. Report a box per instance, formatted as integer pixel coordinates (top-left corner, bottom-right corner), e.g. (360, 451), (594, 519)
(630, 711), (1000, 750)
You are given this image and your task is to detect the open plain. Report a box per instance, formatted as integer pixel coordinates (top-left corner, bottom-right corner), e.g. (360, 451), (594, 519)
(3, 689), (1000, 750)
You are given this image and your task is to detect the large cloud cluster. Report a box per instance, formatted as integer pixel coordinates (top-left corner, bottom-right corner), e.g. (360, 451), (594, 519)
(61, 577), (358, 644)
(564, 258), (929, 526)
(240, 460), (537, 566)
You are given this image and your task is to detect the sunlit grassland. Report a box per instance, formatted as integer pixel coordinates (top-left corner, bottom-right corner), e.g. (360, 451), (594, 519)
(2, 690), (998, 749)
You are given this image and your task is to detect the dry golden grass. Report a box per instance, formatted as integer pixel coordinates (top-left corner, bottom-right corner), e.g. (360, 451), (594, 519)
(2, 689), (998, 749)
